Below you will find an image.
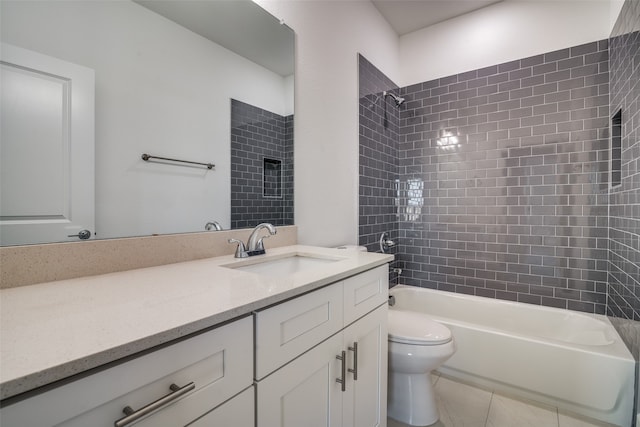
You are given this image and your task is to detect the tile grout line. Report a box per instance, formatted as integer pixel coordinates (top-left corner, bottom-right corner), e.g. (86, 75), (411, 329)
(433, 373), (441, 386)
(483, 390), (495, 427)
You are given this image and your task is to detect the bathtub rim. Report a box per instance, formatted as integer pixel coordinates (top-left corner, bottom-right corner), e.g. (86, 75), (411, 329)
(389, 284), (634, 360)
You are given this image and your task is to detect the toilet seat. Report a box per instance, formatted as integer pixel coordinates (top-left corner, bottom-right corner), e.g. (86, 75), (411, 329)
(388, 310), (452, 345)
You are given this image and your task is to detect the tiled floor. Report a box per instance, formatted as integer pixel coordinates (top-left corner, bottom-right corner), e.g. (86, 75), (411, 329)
(387, 374), (612, 427)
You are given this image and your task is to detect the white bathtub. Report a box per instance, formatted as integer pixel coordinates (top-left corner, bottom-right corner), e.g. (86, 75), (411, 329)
(389, 285), (636, 427)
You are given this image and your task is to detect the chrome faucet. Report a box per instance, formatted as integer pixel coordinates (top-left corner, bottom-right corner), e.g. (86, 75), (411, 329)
(228, 223), (277, 258)
(247, 223), (277, 253)
(205, 221), (223, 231)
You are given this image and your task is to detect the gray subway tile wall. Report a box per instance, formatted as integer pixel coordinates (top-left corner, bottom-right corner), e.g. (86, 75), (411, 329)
(608, 0), (640, 358)
(396, 40), (611, 314)
(358, 54), (400, 250)
(284, 114), (294, 225)
(358, 55), (401, 276)
(359, 9), (640, 321)
(230, 99), (294, 229)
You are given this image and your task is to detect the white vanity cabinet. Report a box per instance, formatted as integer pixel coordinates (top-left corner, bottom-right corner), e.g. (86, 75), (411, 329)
(0, 260), (390, 427)
(255, 265), (388, 427)
(0, 316), (253, 427)
(342, 304), (388, 427)
(187, 386), (254, 427)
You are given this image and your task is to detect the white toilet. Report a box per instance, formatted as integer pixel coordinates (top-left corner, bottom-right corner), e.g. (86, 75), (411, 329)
(387, 309), (456, 426)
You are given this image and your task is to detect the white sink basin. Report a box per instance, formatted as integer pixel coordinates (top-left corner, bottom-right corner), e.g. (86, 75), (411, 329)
(225, 254), (340, 277)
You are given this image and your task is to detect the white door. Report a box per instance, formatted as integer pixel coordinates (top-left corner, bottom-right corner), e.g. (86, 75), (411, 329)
(343, 305), (388, 427)
(0, 43), (94, 246)
(257, 333), (344, 427)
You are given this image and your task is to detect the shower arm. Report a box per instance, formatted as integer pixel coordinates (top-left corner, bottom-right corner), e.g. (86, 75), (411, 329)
(383, 91), (405, 107)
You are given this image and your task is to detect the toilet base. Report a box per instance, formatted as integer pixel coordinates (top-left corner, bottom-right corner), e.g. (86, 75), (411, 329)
(388, 371), (439, 426)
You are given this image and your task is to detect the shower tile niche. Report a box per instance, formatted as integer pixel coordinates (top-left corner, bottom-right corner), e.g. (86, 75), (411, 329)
(263, 157), (282, 198)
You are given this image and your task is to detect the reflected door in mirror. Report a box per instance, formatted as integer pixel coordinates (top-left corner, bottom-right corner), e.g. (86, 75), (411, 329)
(0, 43), (95, 246)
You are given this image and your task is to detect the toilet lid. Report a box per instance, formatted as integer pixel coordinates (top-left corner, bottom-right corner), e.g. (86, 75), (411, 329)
(388, 310), (452, 345)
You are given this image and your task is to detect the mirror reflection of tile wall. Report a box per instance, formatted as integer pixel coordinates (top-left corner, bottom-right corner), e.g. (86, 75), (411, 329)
(230, 99), (294, 229)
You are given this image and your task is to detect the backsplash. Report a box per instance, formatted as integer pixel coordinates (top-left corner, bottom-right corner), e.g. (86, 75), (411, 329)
(230, 99), (294, 229)
(0, 226), (298, 289)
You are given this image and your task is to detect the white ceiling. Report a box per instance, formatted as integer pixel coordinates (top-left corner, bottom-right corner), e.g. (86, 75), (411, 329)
(372, 0), (504, 36)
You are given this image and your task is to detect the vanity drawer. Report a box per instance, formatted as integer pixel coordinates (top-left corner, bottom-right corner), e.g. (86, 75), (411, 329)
(0, 316), (253, 427)
(188, 386), (254, 427)
(343, 264), (388, 326)
(255, 283), (343, 379)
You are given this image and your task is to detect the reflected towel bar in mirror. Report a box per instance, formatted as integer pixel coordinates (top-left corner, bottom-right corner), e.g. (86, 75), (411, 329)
(141, 153), (214, 170)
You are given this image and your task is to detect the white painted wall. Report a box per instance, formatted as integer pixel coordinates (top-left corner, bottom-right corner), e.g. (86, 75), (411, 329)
(1, 1), (292, 239)
(399, 0), (613, 86)
(610, 0), (626, 32)
(254, 0), (400, 246)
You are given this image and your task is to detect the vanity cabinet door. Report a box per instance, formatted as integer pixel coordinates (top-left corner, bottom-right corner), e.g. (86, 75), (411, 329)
(342, 304), (388, 427)
(255, 265), (390, 427)
(256, 333), (344, 427)
(343, 265), (388, 327)
(256, 304), (388, 427)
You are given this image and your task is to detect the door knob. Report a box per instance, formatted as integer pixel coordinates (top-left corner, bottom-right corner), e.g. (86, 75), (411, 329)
(67, 229), (91, 240)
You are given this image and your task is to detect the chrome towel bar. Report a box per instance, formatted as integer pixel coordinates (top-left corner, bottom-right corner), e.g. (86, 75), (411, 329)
(141, 153), (214, 169)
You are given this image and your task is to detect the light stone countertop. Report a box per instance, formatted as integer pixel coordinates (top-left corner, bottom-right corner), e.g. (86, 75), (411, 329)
(0, 245), (393, 401)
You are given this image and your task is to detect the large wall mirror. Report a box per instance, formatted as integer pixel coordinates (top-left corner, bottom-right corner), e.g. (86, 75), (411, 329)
(0, 0), (294, 246)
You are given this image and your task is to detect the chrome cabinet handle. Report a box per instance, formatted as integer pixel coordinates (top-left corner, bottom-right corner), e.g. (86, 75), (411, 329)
(348, 342), (358, 380)
(114, 382), (195, 427)
(336, 351), (346, 392)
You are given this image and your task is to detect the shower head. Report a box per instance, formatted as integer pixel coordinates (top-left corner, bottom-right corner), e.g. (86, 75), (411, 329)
(384, 91), (405, 107)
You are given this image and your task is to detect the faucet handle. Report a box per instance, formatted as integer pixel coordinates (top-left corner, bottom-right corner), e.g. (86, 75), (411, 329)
(228, 238), (249, 258)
